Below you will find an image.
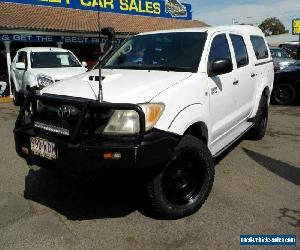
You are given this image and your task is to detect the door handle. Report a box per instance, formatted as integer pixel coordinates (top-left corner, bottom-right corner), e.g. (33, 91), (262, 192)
(251, 73), (256, 78)
(233, 80), (239, 85)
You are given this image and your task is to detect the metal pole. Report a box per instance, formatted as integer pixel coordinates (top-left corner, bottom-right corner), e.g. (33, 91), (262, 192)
(4, 41), (12, 98)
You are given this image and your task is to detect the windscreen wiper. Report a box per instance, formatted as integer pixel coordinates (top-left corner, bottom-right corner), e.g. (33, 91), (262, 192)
(144, 65), (192, 72)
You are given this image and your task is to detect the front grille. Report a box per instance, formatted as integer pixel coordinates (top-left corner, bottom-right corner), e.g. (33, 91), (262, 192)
(34, 100), (112, 137)
(15, 94), (146, 144)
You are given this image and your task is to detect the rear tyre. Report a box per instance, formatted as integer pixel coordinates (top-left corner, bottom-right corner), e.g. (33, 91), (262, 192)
(272, 83), (296, 105)
(147, 135), (214, 219)
(249, 95), (268, 140)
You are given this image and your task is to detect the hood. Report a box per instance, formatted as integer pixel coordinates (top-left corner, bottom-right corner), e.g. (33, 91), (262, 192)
(278, 64), (300, 73)
(273, 58), (296, 64)
(41, 69), (192, 103)
(31, 67), (87, 81)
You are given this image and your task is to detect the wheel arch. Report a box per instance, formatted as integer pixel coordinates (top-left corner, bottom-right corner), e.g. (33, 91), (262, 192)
(262, 86), (270, 99)
(165, 103), (210, 143)
(183, 122), (209, 145)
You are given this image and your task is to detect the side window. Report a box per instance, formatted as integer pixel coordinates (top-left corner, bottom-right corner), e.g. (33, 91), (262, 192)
(17, 52), (28, 68)
(230, 34), (249, 68)
(208, 34), (232, 65)
(250, 36), (269, 60)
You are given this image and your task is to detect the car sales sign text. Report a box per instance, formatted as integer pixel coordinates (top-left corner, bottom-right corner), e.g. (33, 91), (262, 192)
(1, 0), (192, 20)
(292, 19), (300, 35)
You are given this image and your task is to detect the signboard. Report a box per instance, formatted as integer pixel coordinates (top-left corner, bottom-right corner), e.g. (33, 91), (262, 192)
(292, 19), (300, 35)
(0, 34), (125, 44)
(0, 0), (192, 20)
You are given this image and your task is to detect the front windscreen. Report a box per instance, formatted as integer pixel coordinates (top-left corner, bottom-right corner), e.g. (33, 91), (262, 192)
(103, 32), (207, 73)
(30, 52), (81, 68)
(271, 49), (290, 59)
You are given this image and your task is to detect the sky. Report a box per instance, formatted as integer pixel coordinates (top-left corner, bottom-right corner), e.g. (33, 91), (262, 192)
(188, 0), (300, 33)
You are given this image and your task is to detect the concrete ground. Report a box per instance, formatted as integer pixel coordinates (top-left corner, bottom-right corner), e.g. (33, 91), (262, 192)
(0, 102), (299, 249)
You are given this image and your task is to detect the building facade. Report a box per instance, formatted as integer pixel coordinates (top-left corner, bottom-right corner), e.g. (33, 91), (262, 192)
(0, 1), (206, 96)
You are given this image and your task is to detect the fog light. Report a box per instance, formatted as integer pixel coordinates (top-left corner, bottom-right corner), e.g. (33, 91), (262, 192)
(103, 152), (122, 160)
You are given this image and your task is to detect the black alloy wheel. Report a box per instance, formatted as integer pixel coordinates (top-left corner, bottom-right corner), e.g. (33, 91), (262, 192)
(147, 135), (214, 219)
(162, 151), (204, 206)
(273, 83), (296, 105)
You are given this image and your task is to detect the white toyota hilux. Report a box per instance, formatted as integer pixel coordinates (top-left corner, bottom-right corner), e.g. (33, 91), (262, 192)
(10, 47), (87, 105)
(14, 25), (274, 219)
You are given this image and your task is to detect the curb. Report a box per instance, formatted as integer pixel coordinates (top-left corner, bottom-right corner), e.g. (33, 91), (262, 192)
(0, 96), (12, 103)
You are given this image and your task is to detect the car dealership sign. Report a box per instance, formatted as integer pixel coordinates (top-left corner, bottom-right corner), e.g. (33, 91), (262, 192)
(292, 19), (300, 35)
(0, 0), (192, 20)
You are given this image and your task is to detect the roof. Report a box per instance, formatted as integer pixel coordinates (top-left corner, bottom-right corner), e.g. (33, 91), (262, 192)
(140, 25), (264, 36)
(18, 47), (69, 52)
(266, 33), (300, 46)
(0, 2), (207, 34)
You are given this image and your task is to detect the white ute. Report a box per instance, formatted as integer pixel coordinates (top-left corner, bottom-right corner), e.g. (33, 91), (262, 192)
(10, 47), (87, 105)
(14, 25), (274, 219)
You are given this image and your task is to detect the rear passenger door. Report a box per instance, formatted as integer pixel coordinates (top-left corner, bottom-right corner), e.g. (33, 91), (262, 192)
(229, 33), (255, 121)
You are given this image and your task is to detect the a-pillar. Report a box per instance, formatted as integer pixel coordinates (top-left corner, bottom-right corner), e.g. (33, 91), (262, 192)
(4, 41), (12, 97)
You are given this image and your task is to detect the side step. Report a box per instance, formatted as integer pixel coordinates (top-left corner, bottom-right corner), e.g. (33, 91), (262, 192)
(211, 122), (253, 157)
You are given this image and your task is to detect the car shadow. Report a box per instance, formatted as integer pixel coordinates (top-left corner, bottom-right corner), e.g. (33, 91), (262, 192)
(242, 148), (300, 187)
(278, 208), (300, 228)
(24, 167), (151, 220)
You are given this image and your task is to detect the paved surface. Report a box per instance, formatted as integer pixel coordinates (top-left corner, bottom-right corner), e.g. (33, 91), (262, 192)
(0, 102), (299, 249)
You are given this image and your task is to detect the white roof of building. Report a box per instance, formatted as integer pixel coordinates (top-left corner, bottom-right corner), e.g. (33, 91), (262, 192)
(266, 33), (300, 46)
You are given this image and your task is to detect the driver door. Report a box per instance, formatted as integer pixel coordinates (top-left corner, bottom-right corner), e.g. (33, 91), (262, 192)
(206, 33), (238, 144)
(13, 51), (28, 92)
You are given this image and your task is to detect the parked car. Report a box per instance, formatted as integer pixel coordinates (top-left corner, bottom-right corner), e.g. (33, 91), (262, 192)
(14, 25), (274, 219)
(270, 47), (296, 71)
(10, 47), (87, 105)
(279, 43), (300, 60)
(272, 60), (300, 105)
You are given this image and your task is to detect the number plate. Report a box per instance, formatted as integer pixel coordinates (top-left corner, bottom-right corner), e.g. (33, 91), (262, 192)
(30, 137), (57, 160)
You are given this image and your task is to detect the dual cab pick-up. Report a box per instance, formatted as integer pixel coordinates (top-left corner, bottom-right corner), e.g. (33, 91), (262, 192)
(14, 25), (274, 219)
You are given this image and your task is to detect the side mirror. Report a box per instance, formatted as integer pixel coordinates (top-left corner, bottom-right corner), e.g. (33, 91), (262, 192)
(209, 59), (233, 77)
(16, 62), (26, 70)
(81, 61), (87, 67)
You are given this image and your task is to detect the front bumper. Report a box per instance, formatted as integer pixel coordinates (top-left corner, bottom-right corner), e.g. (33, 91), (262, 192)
(14, 127), (180, 176)
(14, 93), (181, 176)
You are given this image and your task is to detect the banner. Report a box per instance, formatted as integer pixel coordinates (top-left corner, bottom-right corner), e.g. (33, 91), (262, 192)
(0, 34), (125, 44)
(292, 19), (300, 35)
(0, 0), (192, 20)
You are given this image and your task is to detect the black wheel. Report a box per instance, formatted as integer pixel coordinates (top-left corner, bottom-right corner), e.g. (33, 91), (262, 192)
(249, 95), (268, 140)
(272, 83), (296, 105)
(147, 135), (214, 219)
(12, 81), (23, 106)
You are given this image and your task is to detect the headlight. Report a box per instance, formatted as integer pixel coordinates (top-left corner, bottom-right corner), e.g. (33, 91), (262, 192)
(103, 103), (165, 135)
(37, 74), (54, 89)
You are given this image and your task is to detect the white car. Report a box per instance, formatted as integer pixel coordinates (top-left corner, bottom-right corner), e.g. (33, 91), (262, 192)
(14, 25), (274, 219)
(10, 47), (87, 105)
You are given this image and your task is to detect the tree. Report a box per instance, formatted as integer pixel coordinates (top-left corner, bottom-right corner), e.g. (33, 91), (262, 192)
(259, 18), (286, 36)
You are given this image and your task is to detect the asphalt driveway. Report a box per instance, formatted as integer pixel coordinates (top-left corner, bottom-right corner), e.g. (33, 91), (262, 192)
(0, 102), (299, 249)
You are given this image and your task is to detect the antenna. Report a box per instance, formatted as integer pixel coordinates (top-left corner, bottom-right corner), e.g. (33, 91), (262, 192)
(97, 0), (103, 102)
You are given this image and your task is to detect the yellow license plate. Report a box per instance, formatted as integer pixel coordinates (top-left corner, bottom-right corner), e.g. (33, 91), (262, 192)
(30, 137), (57, 160)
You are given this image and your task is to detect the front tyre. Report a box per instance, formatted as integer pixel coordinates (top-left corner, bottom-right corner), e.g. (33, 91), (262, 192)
(249, 95), (268, 140)
(147, 135), (214, 219)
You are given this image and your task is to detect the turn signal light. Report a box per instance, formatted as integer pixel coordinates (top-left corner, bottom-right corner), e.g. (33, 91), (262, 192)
(103, 152), (122, 160)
